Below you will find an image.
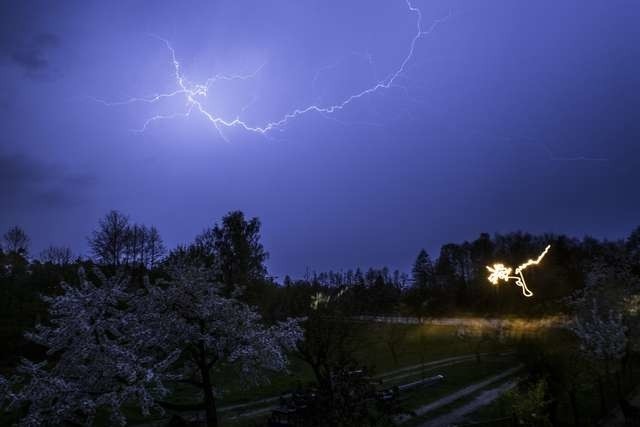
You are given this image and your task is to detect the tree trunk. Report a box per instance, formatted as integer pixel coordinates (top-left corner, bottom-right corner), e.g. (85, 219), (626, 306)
(310, 362), (324, 388)
(621, 356), (630, 394)
(202, 377), (218, 427)
(615, 371), (624, 401)
(389, 344), (398, 366)
(549, 398), (559, 426)
(568, 389), (580, 426)
(597, 375), (607, 417)
(198, 344), (218, 427)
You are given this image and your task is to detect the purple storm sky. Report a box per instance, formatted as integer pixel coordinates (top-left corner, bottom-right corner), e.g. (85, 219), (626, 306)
(1, 0), (639, 278)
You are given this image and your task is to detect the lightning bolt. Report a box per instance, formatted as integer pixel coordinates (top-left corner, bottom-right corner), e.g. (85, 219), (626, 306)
(95, 0), (451, 140)
(486, 245), (551, 298)
(514, 244), (551, 275)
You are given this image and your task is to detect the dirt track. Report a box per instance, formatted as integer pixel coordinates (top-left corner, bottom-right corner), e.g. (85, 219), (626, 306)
(394, 364), (523, 424)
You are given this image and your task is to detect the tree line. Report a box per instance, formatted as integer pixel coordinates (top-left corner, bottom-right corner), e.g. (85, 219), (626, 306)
(3, 212), (640, 320)
(1, 211), (640, 425)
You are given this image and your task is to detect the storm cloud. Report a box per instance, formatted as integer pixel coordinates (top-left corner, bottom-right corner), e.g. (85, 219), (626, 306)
(0, 2), (61, 79)
(0, 150), (94, 217)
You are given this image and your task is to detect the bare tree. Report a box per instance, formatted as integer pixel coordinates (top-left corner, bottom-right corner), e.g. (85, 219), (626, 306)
(39, 246), (73, 266)
(3, 226), (30, 256)
(88, 211), (130, 268)
(145, 226), (166, 268)
(124, 224), (146, 266)
(89, 212), (166, 270)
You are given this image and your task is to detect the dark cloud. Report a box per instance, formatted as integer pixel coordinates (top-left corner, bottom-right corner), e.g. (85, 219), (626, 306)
(0, 2), (61, 79)
(9, 33), (59, 71)
(0, 150), (94, 218)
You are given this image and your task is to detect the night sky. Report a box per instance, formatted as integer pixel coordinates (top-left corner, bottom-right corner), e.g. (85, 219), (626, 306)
(1, 0), (639, 278)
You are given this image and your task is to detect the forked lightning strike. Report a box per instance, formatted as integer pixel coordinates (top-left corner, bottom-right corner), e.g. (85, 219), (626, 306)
(95, 0), (450, 140)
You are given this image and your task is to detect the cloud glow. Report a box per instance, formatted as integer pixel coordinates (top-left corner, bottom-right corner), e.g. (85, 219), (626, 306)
(95, 0), (450, 141)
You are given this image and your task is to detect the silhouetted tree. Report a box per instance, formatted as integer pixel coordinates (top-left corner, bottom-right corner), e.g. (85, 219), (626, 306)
(194, 211), (268, 298)
(627, 226), (640, 276)
(296, 289), (361, 393)
(88, 210), (130, 268)
(412, 249), (434, 289)
(88, 212), (165, 271)
(406, 249), (435, 314)
(39, 246), (73, 266)
(215, 211), (267, 286)
(3, 226), (30, 256)
(124, 224), (147, 267)
(145, 226), (166, 268)
(384, 323), (409, 366)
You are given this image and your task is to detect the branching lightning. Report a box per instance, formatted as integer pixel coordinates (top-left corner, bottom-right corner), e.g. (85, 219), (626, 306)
(95, 0), (450, 140)
(486, 245), (551, 297)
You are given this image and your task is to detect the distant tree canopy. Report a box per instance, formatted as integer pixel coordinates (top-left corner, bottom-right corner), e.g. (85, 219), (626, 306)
(280, 230), (637, 317)
(4, 211), (640, 323)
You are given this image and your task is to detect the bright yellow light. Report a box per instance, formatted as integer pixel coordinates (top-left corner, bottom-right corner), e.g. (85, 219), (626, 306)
(310, 288), (347, 310)
(515, 245), (551, 275)
(486, 245), (551, 298)
(486, 264), (513, 285)
(310, 292), (330, 310)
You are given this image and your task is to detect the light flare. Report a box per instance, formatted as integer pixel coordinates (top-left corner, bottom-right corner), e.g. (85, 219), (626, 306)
(486, 245), (551, 298)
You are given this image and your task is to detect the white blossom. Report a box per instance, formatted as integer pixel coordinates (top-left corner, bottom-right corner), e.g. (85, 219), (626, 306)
(569, 299), (627, 364)
(2, 269), (176, 426)
(1, 266), (302, 426)
(135, 265), (302, 388)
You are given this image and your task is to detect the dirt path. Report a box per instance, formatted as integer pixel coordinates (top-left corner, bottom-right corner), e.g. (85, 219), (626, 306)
(394, 364), (523, 424)
(220, 352), (498, 416)
(373, 354), (486, 380)
(418, 379), (518, 427)
(229, 362), (522, 422)
(134, 356), (519, 425)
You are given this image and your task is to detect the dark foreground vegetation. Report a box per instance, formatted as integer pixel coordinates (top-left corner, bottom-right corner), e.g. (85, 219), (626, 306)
(1, 211), (640, 426)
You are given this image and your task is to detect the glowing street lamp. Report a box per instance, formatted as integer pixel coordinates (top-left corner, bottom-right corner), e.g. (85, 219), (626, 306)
(486, 245), (551, 297)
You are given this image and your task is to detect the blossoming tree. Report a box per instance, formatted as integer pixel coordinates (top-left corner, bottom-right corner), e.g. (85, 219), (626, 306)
(134, 266), (301, 426)
(1, 267), (301, 427)
(0, 269), (177, 426)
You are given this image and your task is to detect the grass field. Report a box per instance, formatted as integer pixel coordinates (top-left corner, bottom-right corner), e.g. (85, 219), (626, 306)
(176, 322), (523, 426)
(218, 322), (511, 405)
